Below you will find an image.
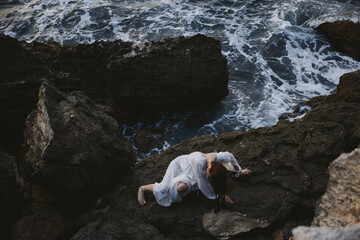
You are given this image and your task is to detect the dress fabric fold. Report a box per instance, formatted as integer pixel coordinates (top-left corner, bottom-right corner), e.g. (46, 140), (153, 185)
(153, 151), (217, 207)
(153, 151), (242, 207)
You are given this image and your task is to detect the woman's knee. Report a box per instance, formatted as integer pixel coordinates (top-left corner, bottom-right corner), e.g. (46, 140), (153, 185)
(177, 182), (187, 193)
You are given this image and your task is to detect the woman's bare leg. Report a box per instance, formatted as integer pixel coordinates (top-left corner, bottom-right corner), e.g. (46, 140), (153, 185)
(138, 184), (154, 205)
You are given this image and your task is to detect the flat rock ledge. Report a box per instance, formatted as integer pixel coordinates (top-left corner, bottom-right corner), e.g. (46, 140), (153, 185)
(202, 210), (270, 237)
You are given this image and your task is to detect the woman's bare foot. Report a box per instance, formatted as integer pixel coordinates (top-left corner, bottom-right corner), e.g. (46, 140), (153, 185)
(138, 186), (147, 205)
(225, 195), (234, 205)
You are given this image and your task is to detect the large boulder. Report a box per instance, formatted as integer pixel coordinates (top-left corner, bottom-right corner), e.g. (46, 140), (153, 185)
(312, 148), (360, 227)
(16, 81), (135, 212)
(0, 34), (228, 149)
(292, 223), (360, 240)
(317, 20), (360, 61)
(69, 70), (360, 239)
(0, 35), (52, 150)
(0, 150), (25, 239)
(291, 148), (360, 239)
(104, 34), (228, 110)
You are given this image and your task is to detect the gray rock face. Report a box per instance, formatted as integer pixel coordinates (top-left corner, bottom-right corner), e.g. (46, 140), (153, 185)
(16, 81), (135, 210)
(312, 148), (360, 227)
(291, 145), (360, 239)
(202, 210), (270, 237)
(292, 223), (360, 240)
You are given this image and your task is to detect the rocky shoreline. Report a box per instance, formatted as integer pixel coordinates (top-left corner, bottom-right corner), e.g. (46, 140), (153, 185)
(0, 20), (359, 239)
(0, 33), (228, 152)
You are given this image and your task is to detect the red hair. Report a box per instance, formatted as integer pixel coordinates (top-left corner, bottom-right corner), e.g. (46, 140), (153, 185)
(208, 161), (227, 196)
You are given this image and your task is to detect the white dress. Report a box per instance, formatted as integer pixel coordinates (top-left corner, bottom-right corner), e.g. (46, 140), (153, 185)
(153, 151), (242, 207)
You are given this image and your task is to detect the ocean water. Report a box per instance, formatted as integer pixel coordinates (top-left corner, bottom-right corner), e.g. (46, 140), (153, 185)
(1, 0), (360, 160)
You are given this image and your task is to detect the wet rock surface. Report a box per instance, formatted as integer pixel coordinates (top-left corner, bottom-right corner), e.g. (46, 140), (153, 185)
(67, 70), (360, 239)
(317, 20), (360, 61)
(0, 0), (19, 5)
(16, 81), (135, 213)
(0, 34), (228, 149)
(133, 127), (166, 156)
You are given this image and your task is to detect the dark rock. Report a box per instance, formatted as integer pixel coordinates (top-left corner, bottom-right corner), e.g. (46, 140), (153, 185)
(70, 70), (360, 239)
(70, 215), (164, 240)
(336, 70), (360, 103)
(133, 127), (166, 155)
(0, 150), (25, 239)
(12, 202), (72, 240)
(0, 0), (19, 5)
(317, 20), (360, 61)
(16, 81), (135, 213)
(0, 34), (52, 151)
(0, 34), (228, 149)
(105, 34), (228, 110)
(282, 220), (311, 240)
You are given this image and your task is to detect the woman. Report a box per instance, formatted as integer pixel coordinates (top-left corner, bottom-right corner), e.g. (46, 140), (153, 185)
(137, 151), (251, 206)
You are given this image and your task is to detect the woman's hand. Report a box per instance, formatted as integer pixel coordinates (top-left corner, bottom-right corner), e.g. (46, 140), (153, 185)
(236, 168), (252, 177)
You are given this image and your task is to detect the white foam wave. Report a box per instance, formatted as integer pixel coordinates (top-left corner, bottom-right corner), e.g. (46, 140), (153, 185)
(306, 13), (360, 28)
